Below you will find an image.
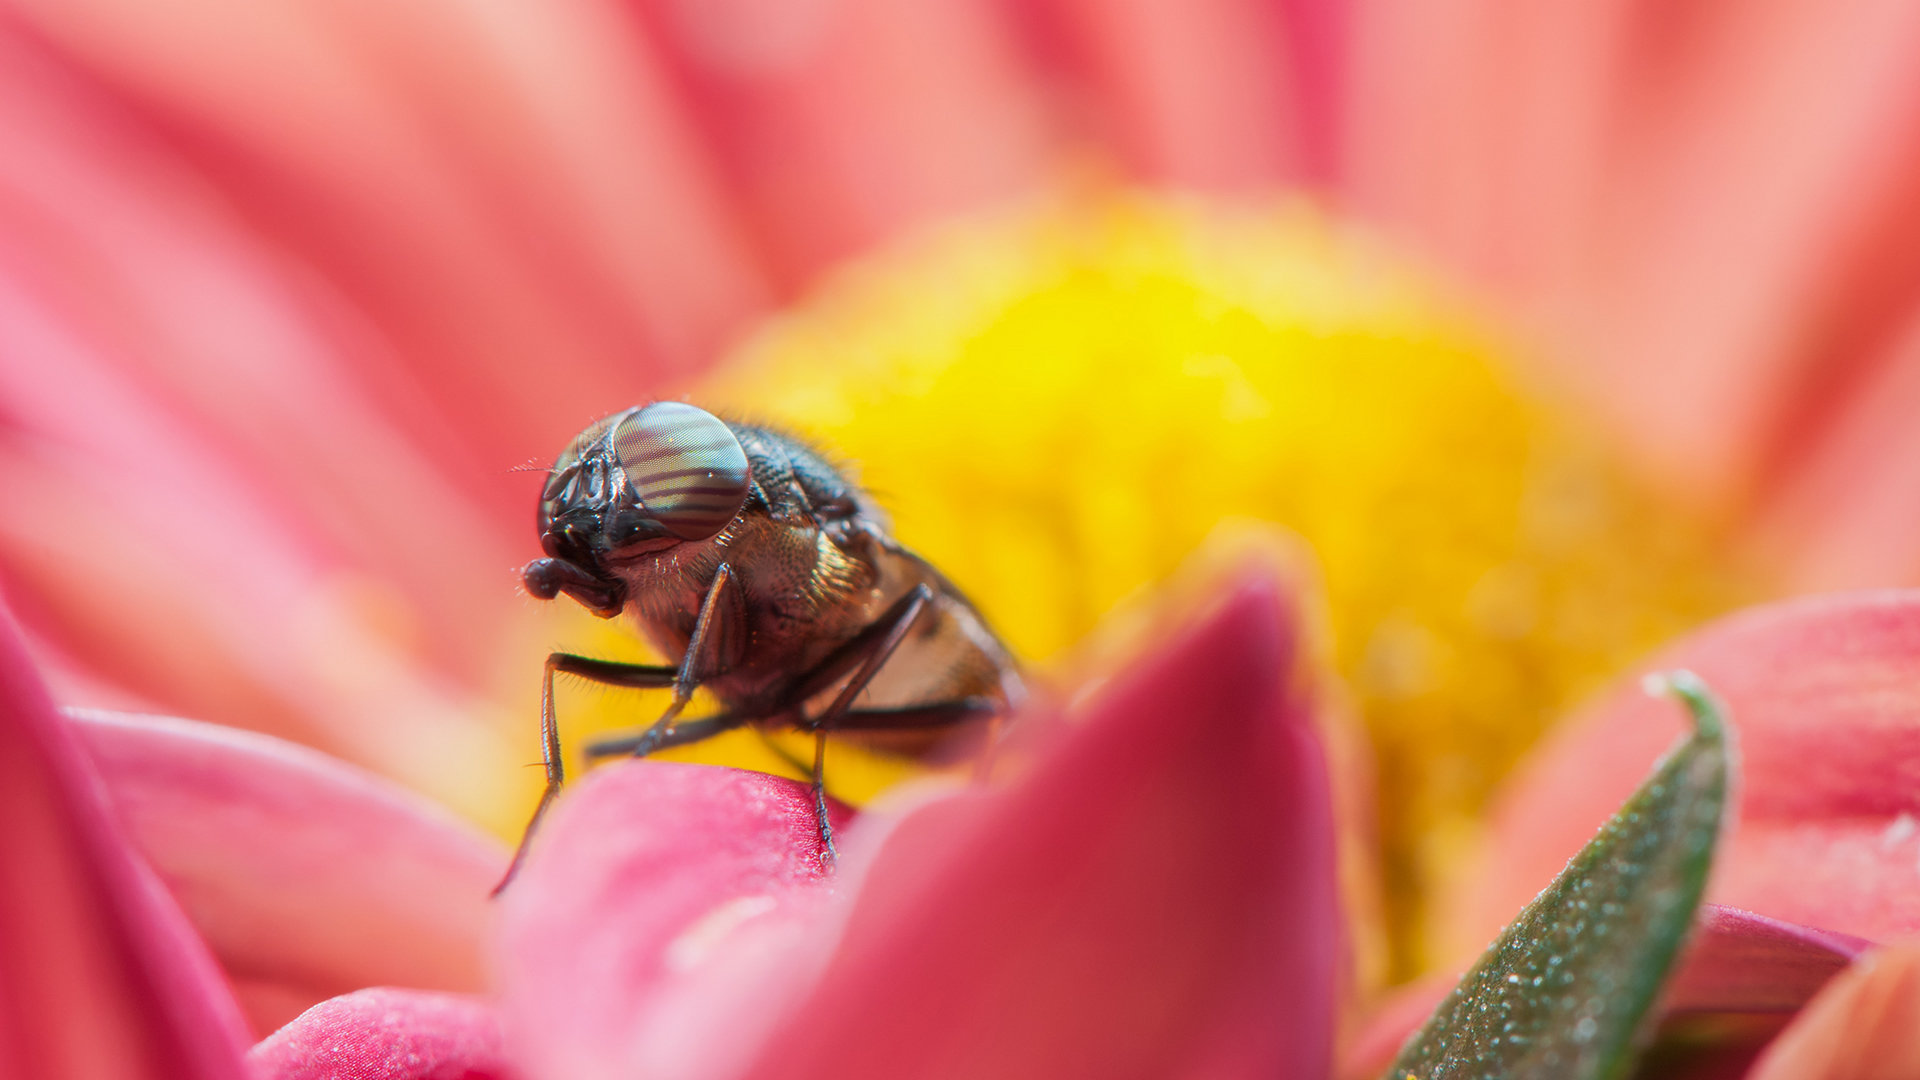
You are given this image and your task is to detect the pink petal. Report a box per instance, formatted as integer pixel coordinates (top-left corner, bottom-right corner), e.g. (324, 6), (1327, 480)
(1342, 905), (1866, 1079)
(0, 15), (528, 651)
(1666, 906), (1870, 1014)
(0, 18), (616, 817)
(1342, 2), (1624, 317)
(1577, 1), (1920, 504)
(738, 572), (1337, 1080)
(1747, 944), (1920, 1080)
(634, 0), (1049, 284)
(0, 39), (531, 816)
(0, 56), (535, 818)
(1753, 315), (1920, 590)
(1344, 0), (1920, 533)
(7, 0), (767, 431)
(0, 232), (518, 784)
(0, 609), (250, 1079)
(247, 988), (515, 1080)
(73, 710), (508, 1035)
(495, 763), (839, 1080)
(1003, 0), (1309, 191)
(1449, 592), (1920, 963)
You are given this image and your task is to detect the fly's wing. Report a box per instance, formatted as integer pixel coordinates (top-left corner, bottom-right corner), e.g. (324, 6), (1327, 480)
(817, 542), (1023, 761)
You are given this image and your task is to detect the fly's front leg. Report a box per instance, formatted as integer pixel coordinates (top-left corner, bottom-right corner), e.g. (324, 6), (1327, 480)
(499, 563), (743, 897)
(795, 584), (935, 867)
(651, 563), (742, 734)
(575, 563), (746, 789)
(495, 653), (676, 894)
(496, 562), (741, 894)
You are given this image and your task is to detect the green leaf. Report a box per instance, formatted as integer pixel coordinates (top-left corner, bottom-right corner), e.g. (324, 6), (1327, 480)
(1385, 670), (1732, 1080)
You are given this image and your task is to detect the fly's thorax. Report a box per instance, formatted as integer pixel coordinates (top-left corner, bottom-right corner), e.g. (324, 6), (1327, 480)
(733, 514), (881, 623)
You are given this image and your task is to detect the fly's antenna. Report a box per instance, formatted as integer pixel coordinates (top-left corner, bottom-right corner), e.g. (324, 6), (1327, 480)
(507, 458), (547, 474)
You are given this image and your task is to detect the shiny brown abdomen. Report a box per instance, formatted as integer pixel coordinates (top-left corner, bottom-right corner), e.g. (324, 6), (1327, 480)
(615, 510), (1022, 762)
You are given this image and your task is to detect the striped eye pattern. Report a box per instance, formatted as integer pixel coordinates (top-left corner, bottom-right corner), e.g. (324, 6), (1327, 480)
(612, 402), (750, 540)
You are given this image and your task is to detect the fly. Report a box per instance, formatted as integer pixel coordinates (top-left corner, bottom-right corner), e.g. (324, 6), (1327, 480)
(500, 401), (1023, 887)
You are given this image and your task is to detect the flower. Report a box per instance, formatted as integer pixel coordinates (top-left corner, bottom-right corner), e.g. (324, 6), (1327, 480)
(5, 1), (1920, 1075)
(0, 608), (249, 1080)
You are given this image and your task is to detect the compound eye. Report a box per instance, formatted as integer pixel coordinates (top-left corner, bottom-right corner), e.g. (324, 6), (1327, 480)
(542, 414), (619, 502)
(612, 403), (750, 540)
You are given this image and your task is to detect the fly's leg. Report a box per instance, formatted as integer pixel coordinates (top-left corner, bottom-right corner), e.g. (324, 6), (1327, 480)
(592, 563), (745, 768)
(803, 698), (1004, 850)
(652, 563), (743, 733)
(495, 565), (743, 895)
(495, 653), (676, 894)
(756, 697), (998, 787)
(793, 584), (935, 867)
(583, 712), (747, 760)
(781, 585), (938, 704)
(810, 730), (834, 865)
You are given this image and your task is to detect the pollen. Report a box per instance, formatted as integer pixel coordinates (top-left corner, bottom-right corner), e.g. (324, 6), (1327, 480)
(690, 193), (1752, 978)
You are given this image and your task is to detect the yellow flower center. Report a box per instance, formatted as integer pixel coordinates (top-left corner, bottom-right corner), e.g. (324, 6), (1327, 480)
(550, 194), (1749, 979)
